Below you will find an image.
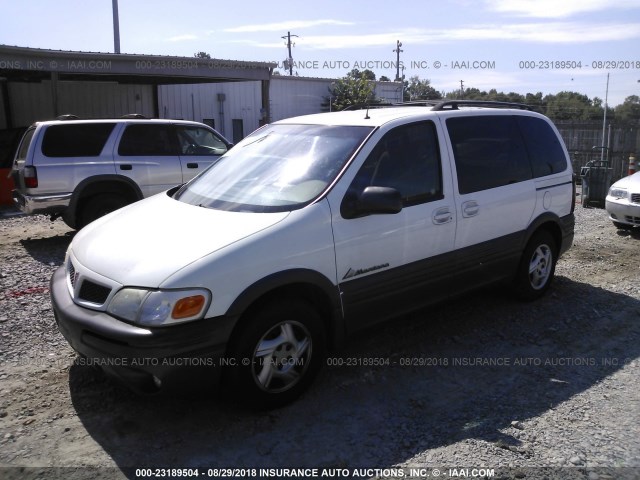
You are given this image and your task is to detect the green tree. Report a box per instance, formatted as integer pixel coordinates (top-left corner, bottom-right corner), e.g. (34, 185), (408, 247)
(614, 95), (640, 123)
(194, 51), (211, 59)
(543, 91), (603, 120)
(379, 75), (391, 82)
(328, 73), (378, 111)
(347, 68), (376, 81)
(405, 76), (442, 101)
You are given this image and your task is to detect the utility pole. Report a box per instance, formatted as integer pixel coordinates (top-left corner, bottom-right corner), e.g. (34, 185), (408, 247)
(393, 40), (403, 81)
(281, 31), (298, 76)
(600, 72), (610, 164)
(460, 80), (464, 98)
(112, 0), (121, 54)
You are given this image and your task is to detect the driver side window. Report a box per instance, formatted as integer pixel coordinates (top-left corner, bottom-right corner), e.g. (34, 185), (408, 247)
(349, 121), (443, 207)
(175, 126), (228, 156)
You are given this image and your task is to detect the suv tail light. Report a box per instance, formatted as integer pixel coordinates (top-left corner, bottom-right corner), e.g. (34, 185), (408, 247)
(24, 166), (38, 188)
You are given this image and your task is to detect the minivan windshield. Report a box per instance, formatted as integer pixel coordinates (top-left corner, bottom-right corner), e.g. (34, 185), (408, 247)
(174, 124), (373, 212)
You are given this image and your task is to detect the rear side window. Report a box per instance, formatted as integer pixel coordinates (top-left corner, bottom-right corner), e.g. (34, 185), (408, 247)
(15, 128), (35, 162)
(447, 116), (531, 194)
(516, 116), (568, 177)
(41, 123), (115, 157)
(118, 124), (179, 156)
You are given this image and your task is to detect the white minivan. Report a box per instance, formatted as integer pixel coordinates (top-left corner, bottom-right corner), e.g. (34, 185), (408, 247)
(51, 101), (575, 408)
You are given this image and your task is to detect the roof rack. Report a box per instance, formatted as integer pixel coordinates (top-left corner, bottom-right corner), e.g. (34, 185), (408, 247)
(340, 100), (533, 112)
(431, 100), (532, 111)
(56, 114), (79, 120)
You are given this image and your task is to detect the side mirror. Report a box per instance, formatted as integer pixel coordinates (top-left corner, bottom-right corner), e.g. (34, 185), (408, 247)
(341, 186), (403, 219)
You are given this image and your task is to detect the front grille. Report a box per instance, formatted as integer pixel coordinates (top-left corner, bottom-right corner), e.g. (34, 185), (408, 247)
(631, 193), (640, 204)
(68, 261), (76, 288)
(78, 280), (111, 305)
(624, 215), (640, 225)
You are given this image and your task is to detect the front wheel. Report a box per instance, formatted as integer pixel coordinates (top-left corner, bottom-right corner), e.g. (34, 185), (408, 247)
(612, 221), (633, 230)
(513, 231), (557, 301)
(225, 299), (326, 409)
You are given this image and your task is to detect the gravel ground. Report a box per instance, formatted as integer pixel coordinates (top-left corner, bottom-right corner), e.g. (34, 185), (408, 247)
(0, 200), (639, 480)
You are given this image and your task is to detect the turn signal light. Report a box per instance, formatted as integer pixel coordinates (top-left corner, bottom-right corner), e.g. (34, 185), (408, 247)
(171, 295), (206, 319)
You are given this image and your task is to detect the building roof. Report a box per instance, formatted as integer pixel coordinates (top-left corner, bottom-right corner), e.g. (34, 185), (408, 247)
(0, 44), (276, 84)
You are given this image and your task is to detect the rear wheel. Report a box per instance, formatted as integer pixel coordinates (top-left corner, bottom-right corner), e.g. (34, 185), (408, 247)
(226, 299), (326, 409)
(78, 194), (128, 229)
(514, 230), (557, 301)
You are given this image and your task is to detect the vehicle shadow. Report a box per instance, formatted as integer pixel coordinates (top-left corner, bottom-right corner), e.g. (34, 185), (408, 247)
(614, 228), (640, 240)
(68, 276), (640, 474)
(19, 232), (74, 265)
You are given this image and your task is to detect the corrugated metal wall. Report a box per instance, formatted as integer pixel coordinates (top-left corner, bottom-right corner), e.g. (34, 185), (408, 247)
(6, 81), (154, 127)
(269, 77), (331, 121)
(0, 85), (6, 129)
(158, 78), (403, 140)
(158, 82), (263, 140)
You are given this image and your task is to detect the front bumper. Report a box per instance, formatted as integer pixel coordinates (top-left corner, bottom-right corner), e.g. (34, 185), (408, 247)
(12, 190), (72, 215)
(605, 198), (640, 226)
(50, 266), (237, 392)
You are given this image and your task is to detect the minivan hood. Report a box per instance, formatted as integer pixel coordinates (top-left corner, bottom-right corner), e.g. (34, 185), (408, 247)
(71, 193), (289, 287)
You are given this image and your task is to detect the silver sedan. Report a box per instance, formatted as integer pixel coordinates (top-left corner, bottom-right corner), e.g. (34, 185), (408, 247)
(605, 172), (640, 229)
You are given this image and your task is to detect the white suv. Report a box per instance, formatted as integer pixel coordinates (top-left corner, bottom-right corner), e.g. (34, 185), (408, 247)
(11, 117), (231, 228)
(51, 101), (575, 407)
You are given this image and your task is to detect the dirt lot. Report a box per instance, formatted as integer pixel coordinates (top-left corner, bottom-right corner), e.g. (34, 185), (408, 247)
(0, 202), (639, 480)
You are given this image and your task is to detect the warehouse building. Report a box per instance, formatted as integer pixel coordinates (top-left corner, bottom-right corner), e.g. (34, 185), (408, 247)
(0, 44), (401, 204)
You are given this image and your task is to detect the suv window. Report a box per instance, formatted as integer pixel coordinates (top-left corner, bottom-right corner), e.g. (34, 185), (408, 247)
(447, 116), (531, 194)
(118, 124), (178, 156)
(42, 123), (116, 157)
(516, 116), (567, 177)
(349, 121), (443, 206)
(15, 128), (35, 162)
(175, 126), (228, 156)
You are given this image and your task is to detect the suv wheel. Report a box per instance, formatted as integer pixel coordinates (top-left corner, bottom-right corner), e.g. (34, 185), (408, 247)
(78, 194), (128, 229)
(226, 299), (326, 409)
(514, 230), (557, 301)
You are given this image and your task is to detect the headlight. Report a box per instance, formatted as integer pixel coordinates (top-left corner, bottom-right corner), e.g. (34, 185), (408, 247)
(608, 187), (627, 199)
(107, 287), (211, 326)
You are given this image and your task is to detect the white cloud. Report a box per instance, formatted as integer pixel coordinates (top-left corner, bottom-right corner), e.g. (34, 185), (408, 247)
(167, 34), (198, 42)
(244, 22), (640, 49)
(224, 19), (354, 33)
(485, 0), (640, 18)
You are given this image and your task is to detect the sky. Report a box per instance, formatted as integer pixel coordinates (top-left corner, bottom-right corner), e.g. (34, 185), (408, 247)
(1, 0), (639, 106)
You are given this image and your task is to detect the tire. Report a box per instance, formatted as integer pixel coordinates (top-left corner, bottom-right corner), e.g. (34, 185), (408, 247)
(514, 230), (557, 301)
(612, 221), (633, 230)
(78, 194), (128, 229)
(225, 299), (326, 409)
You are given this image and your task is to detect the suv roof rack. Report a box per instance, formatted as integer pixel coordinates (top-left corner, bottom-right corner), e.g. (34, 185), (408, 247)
(340, 100), (533, 112)
(121, 113), (147, 119)
(430, 100), (532, 111)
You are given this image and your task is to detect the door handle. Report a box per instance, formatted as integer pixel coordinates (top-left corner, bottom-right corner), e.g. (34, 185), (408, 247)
(119, 164), (132, 171)
(462, 200), (479, 218)
(187, 163), (198, 169)
(432, 207), (453, 225)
